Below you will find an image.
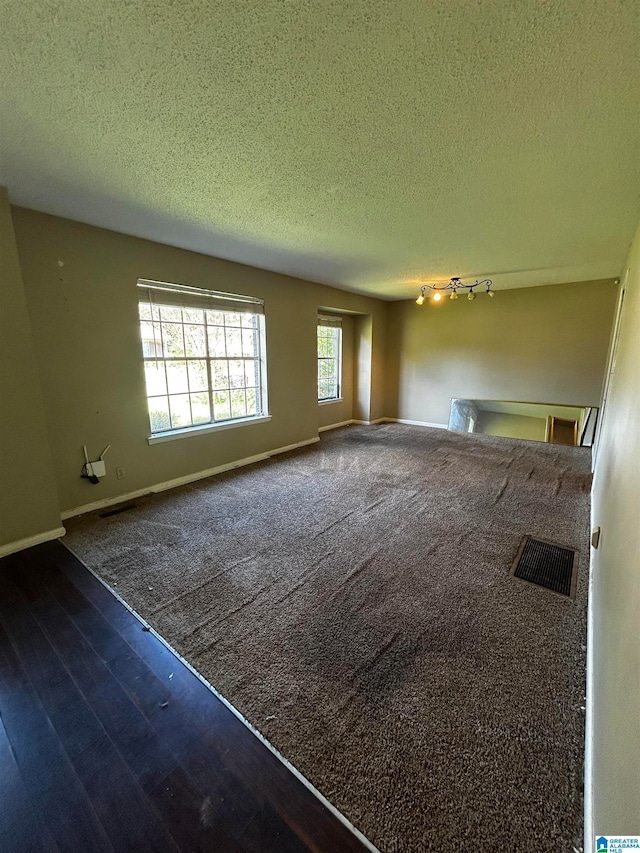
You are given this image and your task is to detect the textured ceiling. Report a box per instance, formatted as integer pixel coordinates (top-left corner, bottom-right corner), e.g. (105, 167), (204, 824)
(1, 1), (638, 299)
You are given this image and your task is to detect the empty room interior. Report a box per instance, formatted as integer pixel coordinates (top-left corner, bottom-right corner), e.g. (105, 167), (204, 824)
(1, 2), (639, 852)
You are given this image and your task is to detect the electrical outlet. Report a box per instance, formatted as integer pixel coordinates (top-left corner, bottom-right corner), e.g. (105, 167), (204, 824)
(116, 467), (126, 480)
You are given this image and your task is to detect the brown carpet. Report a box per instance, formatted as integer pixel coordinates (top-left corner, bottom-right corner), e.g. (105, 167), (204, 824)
(64, 424), (591, 852)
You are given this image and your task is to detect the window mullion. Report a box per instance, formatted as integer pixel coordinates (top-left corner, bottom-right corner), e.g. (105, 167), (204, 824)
(255, 318), (263, 414)
(179, 321), (194, 427)
(157, 317), (173, 428)
(204, 315), (215, 425)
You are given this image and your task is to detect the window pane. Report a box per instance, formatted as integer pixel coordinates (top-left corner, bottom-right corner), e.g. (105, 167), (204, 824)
(230, 389), (247, 418)
(213, 391), (231, 421)
(166, 360), (189, 394)
(319, 379), (335, 400)
(212, 360), (229, 390)
(225, 328), (242, 357)
(242, 328), (257, 357)
(225, 311), (243, 327)
(148, 397), (171, 432)
(191, 392), (211, 424)
(206, 309), (226, 326)
(318, 334), (335, 358)
(139, 292), (266, 435)
(245, 360), (259, 387)
(141, 322), (162, 357)
(228, 360), (245, 388)
(182, 307), (204, 324)
(140, 320), (154, 340)
(184, 324), (206, 356)
(162, 323), (185, 357)
(144, 361), (167, 396)
(319, 358), (335, 379)
(317, 325), (340, 401)
(160, 305), (182, 322)
(169, 394), (192, 428)
(187, 359), (208, 391)
(207, 326), (226, 357)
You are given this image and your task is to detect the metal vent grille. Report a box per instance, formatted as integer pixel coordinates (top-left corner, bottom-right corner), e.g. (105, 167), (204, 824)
(99, 503), (137, 518)
(510, 536), (578, 599)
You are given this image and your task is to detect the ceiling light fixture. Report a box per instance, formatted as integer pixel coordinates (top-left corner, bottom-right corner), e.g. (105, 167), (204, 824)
(415, 277), (494, 305)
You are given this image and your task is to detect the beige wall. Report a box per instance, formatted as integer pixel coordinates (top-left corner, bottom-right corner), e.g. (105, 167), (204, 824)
(12, 207), (387, 514)
(589, 224), (640, 835)
(0, 189), (61, 549)
(353, 314), (373, 423)
(7, 192), (638, 837)
(385, 279), (618, 425)
(318, 314), (354, 429)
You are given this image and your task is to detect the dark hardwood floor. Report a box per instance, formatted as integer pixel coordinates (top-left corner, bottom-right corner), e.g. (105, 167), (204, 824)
(0, 541), (372, 853)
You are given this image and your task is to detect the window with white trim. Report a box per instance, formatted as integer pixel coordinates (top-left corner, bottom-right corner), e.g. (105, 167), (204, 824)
(317, 316), (342, 401)
(137, 280), (268, 435)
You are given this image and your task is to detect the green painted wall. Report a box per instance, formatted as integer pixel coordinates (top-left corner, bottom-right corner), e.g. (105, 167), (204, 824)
(12, 207), (387, 514)
(385, 279), (618, 425)
(0, 189), (61, 549)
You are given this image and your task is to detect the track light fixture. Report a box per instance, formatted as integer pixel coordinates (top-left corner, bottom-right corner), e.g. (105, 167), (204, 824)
(415, 277), (494, 305)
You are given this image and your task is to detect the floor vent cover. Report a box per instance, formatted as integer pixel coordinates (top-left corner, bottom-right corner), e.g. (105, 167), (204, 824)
(99, 504), (137, 518)
(510, 536), (578, 599)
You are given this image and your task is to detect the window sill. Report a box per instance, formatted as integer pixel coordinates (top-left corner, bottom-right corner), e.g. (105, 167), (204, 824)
(318, 398), (343, 406)
(148, 415), (272, 445)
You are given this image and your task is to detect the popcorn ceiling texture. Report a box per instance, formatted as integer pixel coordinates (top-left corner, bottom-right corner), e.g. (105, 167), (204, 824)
(1, 0), (638, 298)
(65, 424), (592, 851)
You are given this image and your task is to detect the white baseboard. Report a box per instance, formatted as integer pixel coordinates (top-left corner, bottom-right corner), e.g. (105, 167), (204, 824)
(0, 526), (66, 559)
(388, 418), (448, 429)
(61, 437), (320, 520)
(62, 418), (448, 521)
(319, 420), (354, 433)
(351, 418), (386, 426)
(321, 417), (446, 430)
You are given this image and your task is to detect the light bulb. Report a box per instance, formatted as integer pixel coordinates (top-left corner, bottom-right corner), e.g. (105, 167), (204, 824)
(433, 291), (442, 302)
(450, 290), (458, 300)
(468, 291), (476, 301)
(416, 294), (425, 305)
(487, 290), (494, 297)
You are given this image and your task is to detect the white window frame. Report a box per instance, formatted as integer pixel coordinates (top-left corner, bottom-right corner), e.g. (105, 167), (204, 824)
(137, 279), (269, 443)
(317, 316), (342, 403)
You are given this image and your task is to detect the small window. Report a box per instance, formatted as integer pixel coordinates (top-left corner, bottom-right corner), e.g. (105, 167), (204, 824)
(317, 317), (342, 401)
(137, 280), (268, 436)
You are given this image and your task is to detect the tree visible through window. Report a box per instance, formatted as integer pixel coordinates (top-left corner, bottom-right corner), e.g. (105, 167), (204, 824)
(317, 319), (341, 401)
(138, 281), (267, 434)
